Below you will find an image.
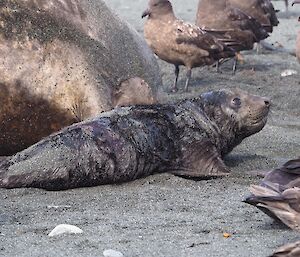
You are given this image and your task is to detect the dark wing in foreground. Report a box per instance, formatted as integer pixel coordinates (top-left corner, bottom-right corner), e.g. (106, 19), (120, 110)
(262, 158), (300, 188)
(245, 181), (300, 231)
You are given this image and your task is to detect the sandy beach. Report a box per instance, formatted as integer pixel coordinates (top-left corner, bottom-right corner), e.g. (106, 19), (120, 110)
(1, 1), (300, 256)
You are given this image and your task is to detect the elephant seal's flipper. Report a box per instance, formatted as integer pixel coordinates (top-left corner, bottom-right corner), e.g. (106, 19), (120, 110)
(169, 141), (230, 178)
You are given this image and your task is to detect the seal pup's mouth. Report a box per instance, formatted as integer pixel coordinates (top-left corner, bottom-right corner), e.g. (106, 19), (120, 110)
(240, 101), (270, 136)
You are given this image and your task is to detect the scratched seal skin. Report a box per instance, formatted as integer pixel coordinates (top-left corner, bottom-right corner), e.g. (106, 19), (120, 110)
(0, 89), (270, 190)
(0, 0), (161, 156)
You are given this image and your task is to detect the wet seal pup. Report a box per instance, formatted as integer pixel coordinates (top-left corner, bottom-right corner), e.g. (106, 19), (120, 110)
(0, 89), (270, 190)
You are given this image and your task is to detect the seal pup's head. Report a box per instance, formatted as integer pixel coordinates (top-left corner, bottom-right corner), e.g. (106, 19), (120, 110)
(201, 88), (270, 152)
(142, 0), (174, 19)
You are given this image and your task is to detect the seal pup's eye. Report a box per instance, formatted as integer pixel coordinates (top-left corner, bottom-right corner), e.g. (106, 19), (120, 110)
(231, 97), (241, 107)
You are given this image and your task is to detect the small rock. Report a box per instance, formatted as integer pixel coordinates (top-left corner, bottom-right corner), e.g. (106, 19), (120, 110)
(47, 205), (72, 209)
(281, 69), (298, 77)
(0, 214), (17, 224)
(223, 232), (232, 238)
(103, 249), (124, 257)
(48, 224), (83, 237)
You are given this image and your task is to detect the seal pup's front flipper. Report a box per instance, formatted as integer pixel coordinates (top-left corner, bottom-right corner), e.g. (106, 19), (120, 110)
(169, 141), (230, 179)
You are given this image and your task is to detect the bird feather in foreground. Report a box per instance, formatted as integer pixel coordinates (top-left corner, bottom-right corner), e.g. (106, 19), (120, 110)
(244, 158), (300, 231)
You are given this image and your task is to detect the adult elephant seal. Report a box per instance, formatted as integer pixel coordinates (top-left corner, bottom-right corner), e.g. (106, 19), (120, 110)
(0, 0), (161, 156)
(0, 89), (270, 190)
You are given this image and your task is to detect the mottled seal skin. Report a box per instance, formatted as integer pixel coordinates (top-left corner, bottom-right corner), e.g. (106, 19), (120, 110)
(0, 89), (270, 190)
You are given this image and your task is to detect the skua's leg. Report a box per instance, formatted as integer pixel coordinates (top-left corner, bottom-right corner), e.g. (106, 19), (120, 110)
(255, 42), (263, 54)
(184, 69), (192, 92)
(216, 61), (220, 73)
(232, 57), (237, 75)
(172, 65), (180, 92)
(232, 52), (244, 75)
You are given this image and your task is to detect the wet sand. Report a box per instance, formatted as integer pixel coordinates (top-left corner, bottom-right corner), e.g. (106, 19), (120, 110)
(1, 1), (300, 256)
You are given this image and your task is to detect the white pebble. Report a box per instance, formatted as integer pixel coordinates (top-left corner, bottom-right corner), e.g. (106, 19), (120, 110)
(281, 69), (298, 77)
(103, 249), (124, 257)
(48, 224), (83, 237)
(47, 205), (72, 209)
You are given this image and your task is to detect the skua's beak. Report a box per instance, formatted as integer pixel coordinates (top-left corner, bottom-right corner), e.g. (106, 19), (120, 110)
(142, 9), (151, 18)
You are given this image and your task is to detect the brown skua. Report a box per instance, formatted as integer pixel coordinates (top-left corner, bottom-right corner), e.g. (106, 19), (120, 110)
(229, 0), (279, 33)
(142, 0), (235, 92)
(245, 158), (300, 231)
(196, 0), (269, 73)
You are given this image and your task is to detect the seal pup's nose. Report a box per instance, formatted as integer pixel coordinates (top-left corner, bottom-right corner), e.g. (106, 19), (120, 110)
(263, 98), (271, 107)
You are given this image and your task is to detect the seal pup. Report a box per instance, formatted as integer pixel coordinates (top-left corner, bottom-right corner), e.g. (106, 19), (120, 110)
(244, 158), (300, 231)
(142, 0), (235, 92)
(0, 89), (270, 190)
(270, 240), (300, 257)
(196, 0), (269, 73)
